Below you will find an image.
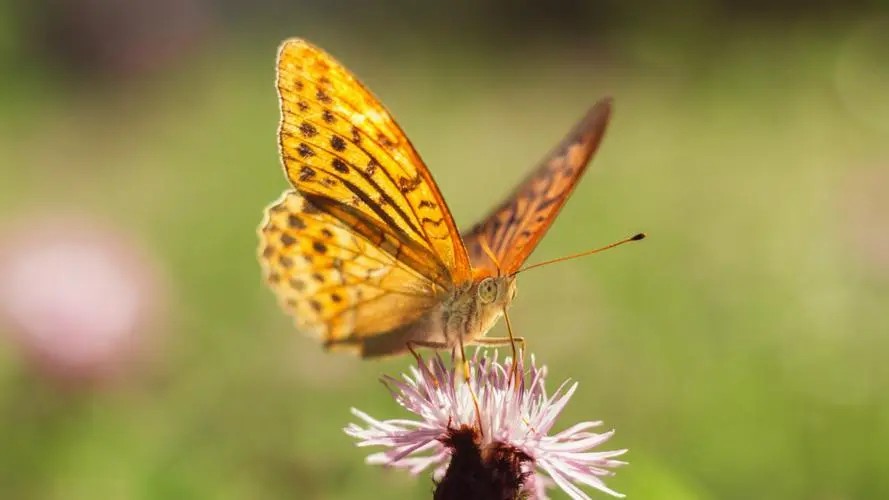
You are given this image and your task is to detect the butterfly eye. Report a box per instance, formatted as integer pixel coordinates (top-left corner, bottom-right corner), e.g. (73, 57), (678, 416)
(477, 277), (497, 304)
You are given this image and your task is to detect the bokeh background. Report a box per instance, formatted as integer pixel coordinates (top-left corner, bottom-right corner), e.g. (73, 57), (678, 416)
(1, 1), (888, 498)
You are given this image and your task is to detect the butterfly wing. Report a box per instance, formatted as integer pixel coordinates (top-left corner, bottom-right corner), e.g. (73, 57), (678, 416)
(259, 190), (441, 351)
(276, 38), (471, 289)
(463, 99), (613, 275)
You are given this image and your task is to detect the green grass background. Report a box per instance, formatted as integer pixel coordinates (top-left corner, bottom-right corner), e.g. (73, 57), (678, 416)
(1, 16), (888, 499)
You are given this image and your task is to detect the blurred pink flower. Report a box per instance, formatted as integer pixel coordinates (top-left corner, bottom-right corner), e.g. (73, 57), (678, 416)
(841, 165), (889, 278)
(0, 216), (165, 384)
(345, 351), (627, 499)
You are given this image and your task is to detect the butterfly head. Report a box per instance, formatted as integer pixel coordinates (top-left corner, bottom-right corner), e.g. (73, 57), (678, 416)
(475, 275), (517, 309)
(449, 274), (516, 342)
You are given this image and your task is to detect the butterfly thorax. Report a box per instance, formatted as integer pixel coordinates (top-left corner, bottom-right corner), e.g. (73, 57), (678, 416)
(439, 275), (517, 347)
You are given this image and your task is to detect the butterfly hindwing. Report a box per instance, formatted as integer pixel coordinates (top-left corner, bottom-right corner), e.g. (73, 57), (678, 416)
(276, 39), (471, 288)
(259, 190), (440, 349)
(463, 99), (613, 274)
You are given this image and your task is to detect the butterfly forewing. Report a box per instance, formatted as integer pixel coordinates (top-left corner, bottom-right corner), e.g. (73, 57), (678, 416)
(463, 99), (613, 275)
(276, 39), (471, 287)
(259, 190), (440, 348)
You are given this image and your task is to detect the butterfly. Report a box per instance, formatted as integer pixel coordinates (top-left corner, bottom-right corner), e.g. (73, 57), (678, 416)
(258, 39), (642, 364)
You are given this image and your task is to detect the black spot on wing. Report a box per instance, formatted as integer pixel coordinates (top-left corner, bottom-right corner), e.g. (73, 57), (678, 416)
(331, 158), (350, 174)
(330, 135), (347, 151)
(398, 176), (421, 193)
(288, 214), (306, 229)
(316, 89), (333, 104)
(365, 158), (379, 176)
(297, 143), (315, 158)
(280, 233), (296, 246)
(298, 166), (316, 181)
(299, 122), (318, 137)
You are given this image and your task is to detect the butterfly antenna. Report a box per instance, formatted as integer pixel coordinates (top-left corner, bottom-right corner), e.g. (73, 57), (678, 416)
(479, 237), (503, 276)
(512, 232), (646, 276)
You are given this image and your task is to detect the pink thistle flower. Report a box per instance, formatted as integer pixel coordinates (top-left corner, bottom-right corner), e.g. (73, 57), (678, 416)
(345, 352), (627, 499)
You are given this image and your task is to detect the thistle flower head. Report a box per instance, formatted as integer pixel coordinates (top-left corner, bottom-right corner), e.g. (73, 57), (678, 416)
(345, 351), (627, 499)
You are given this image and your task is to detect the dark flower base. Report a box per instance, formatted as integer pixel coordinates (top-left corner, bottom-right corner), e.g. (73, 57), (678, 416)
(434, 426), (533, 500)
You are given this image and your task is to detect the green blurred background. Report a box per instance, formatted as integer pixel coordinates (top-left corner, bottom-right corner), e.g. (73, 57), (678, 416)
(1, 1), (888, 498)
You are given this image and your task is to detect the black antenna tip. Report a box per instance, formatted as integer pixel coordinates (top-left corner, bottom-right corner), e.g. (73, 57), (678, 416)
(631, 232), (647, 241)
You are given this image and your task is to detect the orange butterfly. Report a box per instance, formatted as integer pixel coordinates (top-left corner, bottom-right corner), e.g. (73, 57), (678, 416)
(258, 39), (642, 366)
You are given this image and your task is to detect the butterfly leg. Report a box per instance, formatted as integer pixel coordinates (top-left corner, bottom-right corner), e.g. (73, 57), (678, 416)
(472, 336), (526, 348)
(405, 339), (451, 353)
(503, 308), (522, 387)
(406, 340), (450, 388)
(458, 334), (486, 435)
(473, 334), (526, 389)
